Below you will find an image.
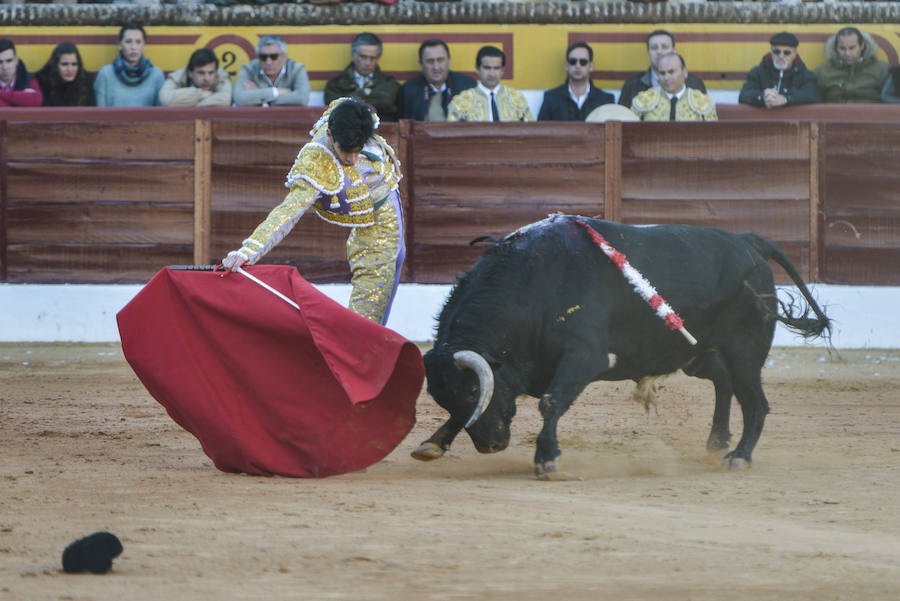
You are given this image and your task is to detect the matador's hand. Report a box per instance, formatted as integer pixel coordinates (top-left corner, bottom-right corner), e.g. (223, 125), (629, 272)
(222, 251), (248, 272)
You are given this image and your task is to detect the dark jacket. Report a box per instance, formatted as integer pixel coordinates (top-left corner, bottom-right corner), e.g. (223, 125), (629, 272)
(618, 68), (706, 108)
(739, 54), (819, 107)
(397, 71), (476, 120)
(324, 64), (401, 122)
(537, 81), (615, 121)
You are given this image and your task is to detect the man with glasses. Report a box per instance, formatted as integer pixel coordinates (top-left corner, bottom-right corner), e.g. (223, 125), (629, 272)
(618, 29), (707, 109)
(233, 35), (311, 107)
(325, 32), (401, 121)
(537, 42), (614, 121)
(739, 32), (819, 109)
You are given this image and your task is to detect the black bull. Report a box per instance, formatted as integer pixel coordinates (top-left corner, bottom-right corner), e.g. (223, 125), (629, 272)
(412, 216), (830, 477)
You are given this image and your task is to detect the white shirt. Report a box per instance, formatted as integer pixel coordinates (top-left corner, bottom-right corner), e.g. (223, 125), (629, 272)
(477, 82), (501, 122)
(568, 83), (589, 110)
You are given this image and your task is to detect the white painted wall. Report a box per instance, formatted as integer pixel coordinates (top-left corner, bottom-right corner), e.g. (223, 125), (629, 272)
(1, 282), (895, 349)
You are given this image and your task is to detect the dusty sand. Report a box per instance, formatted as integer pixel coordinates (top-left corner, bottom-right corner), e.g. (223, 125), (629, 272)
(1, 342), (899, 601)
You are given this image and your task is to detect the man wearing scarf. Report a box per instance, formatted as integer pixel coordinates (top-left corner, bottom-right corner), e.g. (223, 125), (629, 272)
(94, 22), (164, 107)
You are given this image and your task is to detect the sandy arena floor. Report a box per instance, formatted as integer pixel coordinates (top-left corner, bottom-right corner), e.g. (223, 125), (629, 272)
(1, 342), (899, 601)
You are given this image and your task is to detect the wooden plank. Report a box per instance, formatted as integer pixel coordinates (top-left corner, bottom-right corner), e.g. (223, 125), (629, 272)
(1, 120), (7, 281)
(212, 120), (311, 168)
(604, 121), (621, 222)
(7, 122), (195, 161)
(194, 120), (212, 266)
(622, 159), (810, 201)
(7, 162), (196, 204)
(398, 119), (414, 282)
(7, 202), (194, 244)
(622, 121), (811, 160)
(5, 243), (193, 284)
(822, 247), (900, 285)
(620, 198), (810, 241)
(411, 122), (605, 166)
(809, 122), (821, 282)
(823, 215), (900, 249)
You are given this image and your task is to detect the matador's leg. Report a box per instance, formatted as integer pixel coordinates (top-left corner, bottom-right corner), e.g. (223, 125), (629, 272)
(346, 193), (405, 325)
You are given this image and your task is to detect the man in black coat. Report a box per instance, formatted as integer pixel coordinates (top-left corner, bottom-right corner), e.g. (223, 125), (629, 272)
(618, 30), (706, 109)
(397, 39), (476, 121)
(538, 42), (614, 121)
(739, 32), (819, 108)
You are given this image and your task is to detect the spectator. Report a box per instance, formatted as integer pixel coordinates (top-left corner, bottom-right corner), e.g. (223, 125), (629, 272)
(94, 23), (164, 107)
(35, 42), (95, 107)
(815, 27), (889, 104)
(221, 98), (405, 325)
(397, 39), (476, 121)
(160, 48), (232, 107)
(324, 32), (400, 121)
(233, 35), (310, 107)
(883, 65), (900, 104)
(739, 32), (819, 109)
(538, 41), (614, 121)
(631, 53), (717, 121)
(446, 46), (533, 122)
(619, 29), (707, 109)
(0, 38), (43, 107)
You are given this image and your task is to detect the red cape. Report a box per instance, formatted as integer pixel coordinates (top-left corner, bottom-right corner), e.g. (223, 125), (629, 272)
(117, 265), (423, 477)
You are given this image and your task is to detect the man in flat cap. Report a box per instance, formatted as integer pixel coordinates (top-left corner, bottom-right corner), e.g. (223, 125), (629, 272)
(739, 32), (819, 108)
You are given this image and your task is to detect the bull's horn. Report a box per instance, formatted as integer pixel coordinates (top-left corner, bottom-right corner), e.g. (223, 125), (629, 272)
(453, 351), (494, 428)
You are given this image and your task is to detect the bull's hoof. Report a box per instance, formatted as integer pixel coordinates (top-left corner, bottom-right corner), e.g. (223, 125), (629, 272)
(722, 456), (750, 471)
(411, 442), (445, 462)
(534, 460), (580, 481)
(706, 436), (730, 452)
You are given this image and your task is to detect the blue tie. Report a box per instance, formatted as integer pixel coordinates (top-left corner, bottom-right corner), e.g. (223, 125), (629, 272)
(491, 91), (500, 122)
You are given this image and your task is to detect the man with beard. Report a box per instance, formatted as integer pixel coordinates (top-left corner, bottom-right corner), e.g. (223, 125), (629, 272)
(537, 42), (614, 121)
(815, 27), (889, 104)
(739, 32), (819, 108)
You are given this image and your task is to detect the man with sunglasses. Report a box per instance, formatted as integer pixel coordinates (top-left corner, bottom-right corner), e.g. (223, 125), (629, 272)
(233, 35), (311, 107)
(739, 32), (819, 109)
(537, 42), (614, 121)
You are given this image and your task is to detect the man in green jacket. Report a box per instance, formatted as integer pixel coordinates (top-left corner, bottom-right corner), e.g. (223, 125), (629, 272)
(324, 32), (400, 122)
(815, 27), (889, 104)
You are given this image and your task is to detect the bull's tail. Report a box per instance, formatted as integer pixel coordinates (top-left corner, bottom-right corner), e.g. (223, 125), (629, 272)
(741, 233), (832, 342)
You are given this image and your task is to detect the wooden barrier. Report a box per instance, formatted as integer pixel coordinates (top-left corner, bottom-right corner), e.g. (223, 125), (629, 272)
(1, 107), (898, 286)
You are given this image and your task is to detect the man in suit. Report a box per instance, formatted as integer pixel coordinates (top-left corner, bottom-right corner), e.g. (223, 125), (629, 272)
(397, 39), (476, 121)
(538, 41), (615, 121)
(631, 53), (717, 121)
(618, 29), (707, 109)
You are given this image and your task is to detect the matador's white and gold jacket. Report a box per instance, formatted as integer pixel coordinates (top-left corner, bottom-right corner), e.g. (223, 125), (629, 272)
(446, 85), (534, 122)
(631, 87), (718, 121)
(234, 132), (402, 265)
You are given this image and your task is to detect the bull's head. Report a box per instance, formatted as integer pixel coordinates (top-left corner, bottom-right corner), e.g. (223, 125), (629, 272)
(418, 347), (514, 457)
